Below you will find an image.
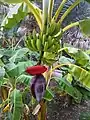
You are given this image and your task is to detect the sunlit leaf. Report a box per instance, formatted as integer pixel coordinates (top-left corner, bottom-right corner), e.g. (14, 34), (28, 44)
(68, 64), (90, 91)
(65, 47), (90, 66)
(1, 3), (28, 29)
(9, 48), (29, 63)
(59, 56), (74, 64)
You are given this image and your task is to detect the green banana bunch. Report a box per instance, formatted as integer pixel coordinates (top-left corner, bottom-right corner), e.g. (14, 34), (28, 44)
(25, 30), (42, 52)
(25, 29), (60, 54)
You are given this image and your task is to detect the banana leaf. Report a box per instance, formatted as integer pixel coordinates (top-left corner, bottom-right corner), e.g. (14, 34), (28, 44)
(9, 48), (29, 63)
(11, 89), (23, 120)
(54, 77), (82, 103)
(65, 47), (90, 66)
(68, 64), (90, 91)
(1, 3), (28, 29)
(16, 74), (32, 85)
(6, 61), (36, 77)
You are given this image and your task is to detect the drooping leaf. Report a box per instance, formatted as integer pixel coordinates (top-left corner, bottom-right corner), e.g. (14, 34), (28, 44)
(79, 19), (90, 37)
(11, 89), (23, 120)
(68, 64), (90, 91)
(1, 3), (28, 29)
(16, 74), (32, 85)
(65, 47), (90, 66)
(55, 77), (82, 103)
(9, 48), (29, 63)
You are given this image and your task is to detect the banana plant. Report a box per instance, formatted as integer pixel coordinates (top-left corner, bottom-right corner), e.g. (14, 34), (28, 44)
(0, 47), (36, 120)
(1, 0), (90, 120)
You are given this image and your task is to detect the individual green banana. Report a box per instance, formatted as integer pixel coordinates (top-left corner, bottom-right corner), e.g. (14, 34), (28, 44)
(42, 34), (47, 45)
(53, 22), (61, 36)
(36, 39), (42, 51)
(54, 42), (60, 52)
(48, 36), (55, 48)
(25, 40), (34, 51)
(47, 21), (56, 36)
(47, 45), (55, 52)
(39, 33), (42, 41)
(47, 36), (52, 46)
(30, 39), (38, 51)
(44, 42), (49, 51)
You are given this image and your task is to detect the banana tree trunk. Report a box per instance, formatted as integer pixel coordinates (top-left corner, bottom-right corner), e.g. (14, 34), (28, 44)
(37, 100), (47, 120)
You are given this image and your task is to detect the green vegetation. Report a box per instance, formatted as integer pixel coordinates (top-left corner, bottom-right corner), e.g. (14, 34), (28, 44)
(0, 0), (90, 120)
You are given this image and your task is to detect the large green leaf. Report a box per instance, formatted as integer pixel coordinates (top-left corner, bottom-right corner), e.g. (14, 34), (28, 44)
(65, 47), (90, 66)
(16, 74), (32, 85)
(68, 64), (90, 91)
(59, 56), (74, 64)
(55, 77), (82, 103)
(79, 19), (90, 37)
(9, 48), (29, 63)
(6, 61), (36, 77)
(1, 3), (28, 29)
(11, 89), (23, 120)
(0, 0), (22, 3)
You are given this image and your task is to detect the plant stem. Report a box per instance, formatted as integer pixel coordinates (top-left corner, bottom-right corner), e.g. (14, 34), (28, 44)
(38, 51), (44, 65)
(48, 0), (54, 23)
(63, 21), (79, 32)
(23, 0), (42, 30)
(52, 0), (67, 21)
(54, 21), (79, 38)
(37, 100), (47, 120)
(42, 0), (49, 33)
(41, 100), (47, 120)
(58, 0), (81, 24)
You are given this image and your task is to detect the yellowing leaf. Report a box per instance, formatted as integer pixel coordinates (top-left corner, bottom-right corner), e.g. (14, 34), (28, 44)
(3, 104), (10, 112)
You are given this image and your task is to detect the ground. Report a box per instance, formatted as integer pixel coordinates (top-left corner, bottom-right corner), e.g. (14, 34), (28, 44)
(47, 95), (90, 120)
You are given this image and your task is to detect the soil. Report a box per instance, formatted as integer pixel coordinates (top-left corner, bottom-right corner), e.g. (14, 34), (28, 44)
(47, 94), (90, 120)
